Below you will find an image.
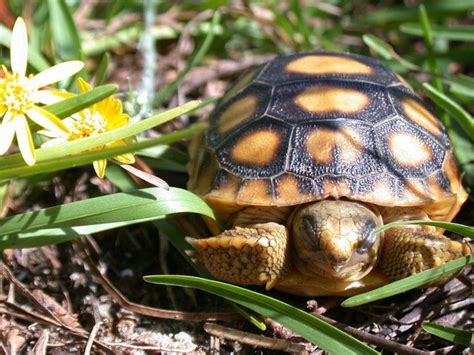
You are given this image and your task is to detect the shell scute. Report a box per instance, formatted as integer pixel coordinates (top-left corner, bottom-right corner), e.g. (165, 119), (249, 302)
(268, 80), (394, 124)
(257, 52), (399, 86)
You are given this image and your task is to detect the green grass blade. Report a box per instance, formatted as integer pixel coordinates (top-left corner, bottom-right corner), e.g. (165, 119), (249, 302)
(82, 24), (178, 57)
(418, 5), (451, 129)
(153, 220), (267, 331)
(154, 11), (220, 107)
(94, 52), (110, 86)
(362, 34), (419, 70)
(357, 1), (474, 24)
(48, 0), (83, 61)
(423, 83), (474, 141)
(400, 23), (474, 41)
(422, 323), (472, 347)
(362, 34), (393, 60)
(0, 187), (214, 243)
(342, 255), (474, 307)
(443, 74), (474, 98)
(375, 220), (474, 239)
(0, 123), (206, 180)
(43, 84), (118, 119)
(104, 164), (266, 331)
(144, 275), (378, 355)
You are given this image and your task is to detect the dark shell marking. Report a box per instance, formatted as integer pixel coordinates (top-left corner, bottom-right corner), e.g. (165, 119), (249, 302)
(191, 51), (463, 210)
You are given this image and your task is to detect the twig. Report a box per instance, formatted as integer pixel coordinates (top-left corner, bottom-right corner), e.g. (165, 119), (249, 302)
(84, 322), (102, 355)
(314, 314), (430, 355)
(204, 323), (307, 353)
(0, 263), (66, 327)
(76, 237), (240, 321)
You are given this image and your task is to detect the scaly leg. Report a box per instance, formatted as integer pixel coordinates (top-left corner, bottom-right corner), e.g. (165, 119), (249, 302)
(380, 227), (471, 281)
(186, 222), (290, 290)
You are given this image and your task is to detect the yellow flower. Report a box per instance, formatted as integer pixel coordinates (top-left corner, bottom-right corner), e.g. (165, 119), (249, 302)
(0, 17), (84, 165)
(40, 78), (135, 178)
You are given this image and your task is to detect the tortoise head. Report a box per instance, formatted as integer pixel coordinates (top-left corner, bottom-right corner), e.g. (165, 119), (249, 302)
(291, 200), (383, 281)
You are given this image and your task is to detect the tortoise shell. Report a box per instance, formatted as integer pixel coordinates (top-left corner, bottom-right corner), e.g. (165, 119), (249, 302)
(188, 51), (466, 221)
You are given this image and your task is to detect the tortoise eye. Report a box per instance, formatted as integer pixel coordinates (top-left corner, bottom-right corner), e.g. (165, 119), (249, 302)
(301, 214), (321, 251)
(357, 219), (377, 254)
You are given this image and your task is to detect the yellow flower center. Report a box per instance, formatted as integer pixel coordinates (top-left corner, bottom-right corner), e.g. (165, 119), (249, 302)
(69, 110), (107, 141)
(0, 69), (33, 116)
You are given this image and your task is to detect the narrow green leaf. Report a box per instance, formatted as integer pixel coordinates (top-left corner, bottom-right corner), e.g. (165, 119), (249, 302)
(144, 275), (378, 355)
(443, 74), (474, 98)
(105, 166), (267, 331)
(154, 11), (220, 107)
(48, 0), (83, 61)
(0, 100), (203, 172)
(418, 5), (450, 129)
(423, 83), (474, 141)
(422, 323), (472, 347)
(153, 220), (267, 331)
(362, 34), (419, 70)
(375, 220), (474, 239)
(357, 1), (474, 24)
(95, 52), (110, 86)
(0, 187), (214, 244)
(82, 24), (178, 57)
(342, 255), (474, 307)
(44, 84), (118, 119)
(362, 34), (393, 60)
(400, 23), (474, 41)
(0, 123), (205, 180)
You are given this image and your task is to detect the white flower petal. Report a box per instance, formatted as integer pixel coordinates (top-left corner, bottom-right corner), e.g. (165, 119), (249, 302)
(41, 137), (66, 147)
(2, 111), (13, 125)
(30, 90), (69, 105)
(11, 17), (28, 77)
(27, 107), (69, 136)
(29, 61), (84, 90)
(14, 115), (36, 165)
(0, 122), (16, 155)
(37, 128), (59, 138)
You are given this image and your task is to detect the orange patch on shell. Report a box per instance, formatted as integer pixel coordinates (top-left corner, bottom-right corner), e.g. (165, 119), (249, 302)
(218, 95), (258, 134)
(295, 86), (369, 114)
(230, 129), (281, 165)
(388, 132), (432, 167)
(402, 98), (442, 136)
(274, 174), (306, 203)
(321, 178), (351, 198)
(237, 179), (274, 204)
(306, 127), (363, 164)
(285, 55), (373, 75)
(358, 178), (397, 206)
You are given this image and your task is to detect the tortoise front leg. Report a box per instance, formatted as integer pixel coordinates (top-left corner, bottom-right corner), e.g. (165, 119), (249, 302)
(380, 227), (471, 281)
(186, 222), (290, 290)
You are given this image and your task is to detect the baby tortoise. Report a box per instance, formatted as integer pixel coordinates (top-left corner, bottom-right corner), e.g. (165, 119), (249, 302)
(187, 51), (471, 296)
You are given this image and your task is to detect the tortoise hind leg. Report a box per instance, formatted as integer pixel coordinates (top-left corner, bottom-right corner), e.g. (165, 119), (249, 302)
(186, 222), (290, 290)
(380, 227), (471, 281)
